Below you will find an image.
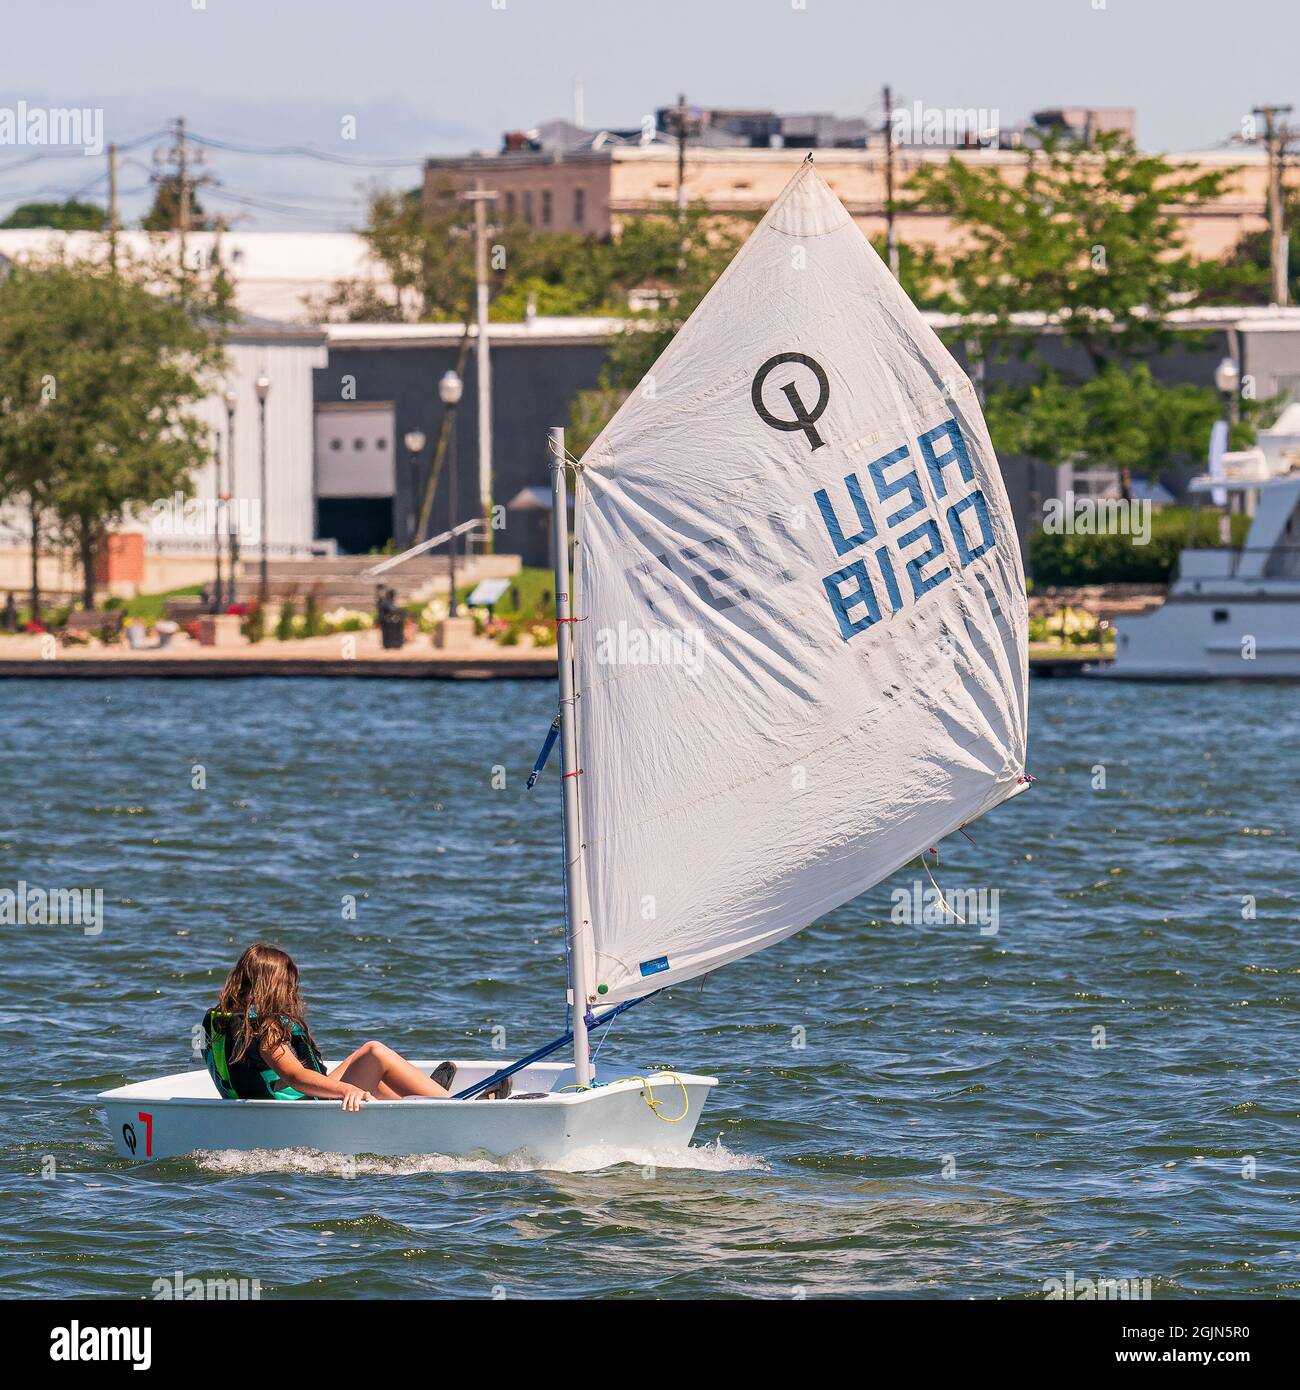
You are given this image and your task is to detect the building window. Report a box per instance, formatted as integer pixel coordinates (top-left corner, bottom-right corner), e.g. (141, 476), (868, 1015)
(523, 190), (533, 225)
(573, 187), (585, 226)
(505, 191), (516, 219)
(541, 189), (553, 226)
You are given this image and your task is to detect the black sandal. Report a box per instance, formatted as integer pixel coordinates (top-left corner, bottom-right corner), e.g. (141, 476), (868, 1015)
(431, 1061), (512, 1099)
(430, 1061), (456, 1091)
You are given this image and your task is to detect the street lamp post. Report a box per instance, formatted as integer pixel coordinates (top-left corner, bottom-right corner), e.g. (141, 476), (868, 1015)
(1213, 354), (1242, 525)
(1214, 354), (1240, 426)
(439, 370), (463, 617)
(403, 429), (426, 545)
(255, 374), (270, 607)
(222, 387), (237, 608)
(211, 428), (223, 614)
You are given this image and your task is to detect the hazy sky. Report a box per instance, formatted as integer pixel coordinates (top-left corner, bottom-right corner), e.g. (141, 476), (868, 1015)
(0, 0), (1293, 229)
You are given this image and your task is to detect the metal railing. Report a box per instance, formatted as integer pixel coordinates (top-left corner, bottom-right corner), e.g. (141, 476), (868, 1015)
(1177, 545), (1300, 581)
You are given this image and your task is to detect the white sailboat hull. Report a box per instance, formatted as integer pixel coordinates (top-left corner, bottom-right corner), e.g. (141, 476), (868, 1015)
(99, 1061), (716, 1166)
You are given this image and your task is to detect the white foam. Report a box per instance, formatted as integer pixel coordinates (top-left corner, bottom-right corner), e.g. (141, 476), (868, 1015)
(192, 1137), (765, 1178)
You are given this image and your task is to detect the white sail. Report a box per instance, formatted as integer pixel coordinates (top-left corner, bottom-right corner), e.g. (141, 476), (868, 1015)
(570, 160), (1028, 1005)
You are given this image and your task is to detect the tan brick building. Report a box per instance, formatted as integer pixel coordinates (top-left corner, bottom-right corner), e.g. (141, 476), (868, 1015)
(426, 142), (1271, 263)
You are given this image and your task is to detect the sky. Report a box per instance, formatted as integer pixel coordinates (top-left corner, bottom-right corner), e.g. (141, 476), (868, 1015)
(0, 0), (1294, 230)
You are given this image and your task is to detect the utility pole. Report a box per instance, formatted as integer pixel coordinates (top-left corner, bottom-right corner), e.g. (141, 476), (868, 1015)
(1253, 104), (1293, 306)
(665, 93), (699, 211)
(153, 117), (210, 292)
(462, 187), (497, 551)
(107, 141), (118, 271)
(176, 117), (191, 271)
(882, 84), (900, 280)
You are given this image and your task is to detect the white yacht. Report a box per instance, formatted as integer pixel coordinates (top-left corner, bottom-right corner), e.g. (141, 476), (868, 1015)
(1098, 406), (1300, 680)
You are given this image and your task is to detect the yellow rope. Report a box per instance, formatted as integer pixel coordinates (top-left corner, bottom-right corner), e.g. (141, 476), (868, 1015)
(626, 1071), (690, 1123)
(557, 1071), (690, 1122)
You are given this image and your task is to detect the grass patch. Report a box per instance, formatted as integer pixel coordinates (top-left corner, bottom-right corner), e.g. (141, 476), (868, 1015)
(485, 567), (555, 621)
(119, 585), (205, 624)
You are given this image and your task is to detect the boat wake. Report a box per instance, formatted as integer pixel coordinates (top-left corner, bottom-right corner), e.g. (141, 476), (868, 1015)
(191, 1137), (766, 1177)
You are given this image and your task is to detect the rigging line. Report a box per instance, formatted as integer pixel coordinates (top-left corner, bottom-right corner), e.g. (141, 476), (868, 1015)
(451, 992), (662, 1100)
(918, 850), (966, 924)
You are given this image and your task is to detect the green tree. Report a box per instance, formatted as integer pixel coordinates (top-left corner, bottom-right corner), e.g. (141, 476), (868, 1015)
(906, 131), (1262, 367)
(565, 205), (747, 455)
(905, 131), (1264, 498)
(0, 257), (222, 608)
(986, 363), (1251, 500)
(1, 199), (106, 231)
(1224, 189), (1300, 306)
(321, 182), (487, 323)
(141, 174), (213, 232)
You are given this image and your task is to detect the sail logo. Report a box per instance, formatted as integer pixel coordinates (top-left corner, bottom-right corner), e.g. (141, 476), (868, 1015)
(751, 352), (830, 451)
(814, 417), (995, 640)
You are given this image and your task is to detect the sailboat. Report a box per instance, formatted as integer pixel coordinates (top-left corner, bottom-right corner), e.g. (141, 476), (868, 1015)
(100, 159), (1028, 1165)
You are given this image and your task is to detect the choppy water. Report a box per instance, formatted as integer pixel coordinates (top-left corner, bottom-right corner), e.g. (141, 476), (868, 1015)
(1, 676), (1296, 1298)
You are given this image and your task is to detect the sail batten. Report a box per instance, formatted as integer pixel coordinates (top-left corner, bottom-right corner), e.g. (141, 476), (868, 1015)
(571, 162), (1028, 1004)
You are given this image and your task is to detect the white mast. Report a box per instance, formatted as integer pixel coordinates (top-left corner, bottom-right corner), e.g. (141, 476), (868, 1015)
(549, 427), (594, 1087)
(463, 186), (496, 546)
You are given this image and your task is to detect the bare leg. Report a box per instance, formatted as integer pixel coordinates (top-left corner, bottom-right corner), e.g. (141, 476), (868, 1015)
(329, 1041), (451, 1098)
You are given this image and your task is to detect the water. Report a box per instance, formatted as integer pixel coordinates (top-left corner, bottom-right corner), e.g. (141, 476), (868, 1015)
(1, 677), (1296, 1299)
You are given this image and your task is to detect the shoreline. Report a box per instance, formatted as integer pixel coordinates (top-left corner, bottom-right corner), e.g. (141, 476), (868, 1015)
(0, 635), (1099, 679)
(0, 631), (558, 679)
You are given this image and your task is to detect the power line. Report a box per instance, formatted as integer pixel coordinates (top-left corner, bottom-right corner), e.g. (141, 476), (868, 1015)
(187, 129), (427, 169)
(0, 127), (168, 176)
(204, 186), (363, 226)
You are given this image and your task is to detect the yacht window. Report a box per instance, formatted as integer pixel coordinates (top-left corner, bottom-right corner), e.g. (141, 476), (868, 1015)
(1212, 609), (1229, 623)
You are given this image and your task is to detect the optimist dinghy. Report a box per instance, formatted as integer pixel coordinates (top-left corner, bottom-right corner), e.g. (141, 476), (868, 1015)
(101, 158), (1028, 1165)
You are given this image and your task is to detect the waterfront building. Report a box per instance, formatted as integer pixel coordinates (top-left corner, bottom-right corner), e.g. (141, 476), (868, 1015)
(425, 106), (1269, 263)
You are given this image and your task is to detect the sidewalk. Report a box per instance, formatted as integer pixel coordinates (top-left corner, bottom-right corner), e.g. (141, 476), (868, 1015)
(0, 629), (557, 680)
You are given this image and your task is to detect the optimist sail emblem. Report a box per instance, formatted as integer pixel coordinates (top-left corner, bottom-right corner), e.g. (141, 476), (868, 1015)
(751, 352), (830, 450)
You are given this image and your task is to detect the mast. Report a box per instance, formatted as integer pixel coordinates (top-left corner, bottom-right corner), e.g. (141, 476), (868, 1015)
(549, 427), (593, 1087)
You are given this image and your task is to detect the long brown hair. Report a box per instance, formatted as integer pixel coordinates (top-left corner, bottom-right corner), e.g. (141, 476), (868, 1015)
(216, 944), (315, 1063)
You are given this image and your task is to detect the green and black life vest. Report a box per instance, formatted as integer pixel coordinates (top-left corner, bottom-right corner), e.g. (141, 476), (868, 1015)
(202, 1009), (325, 1101)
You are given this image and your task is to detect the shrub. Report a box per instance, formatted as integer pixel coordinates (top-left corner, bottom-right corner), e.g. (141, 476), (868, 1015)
(1028, 507), (1251, 586)
(303, 590), (326, 638)
(275, 599), (297, 642)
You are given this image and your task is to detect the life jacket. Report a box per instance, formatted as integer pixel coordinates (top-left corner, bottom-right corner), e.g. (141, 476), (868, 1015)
(202, 1009), (325, 1100)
